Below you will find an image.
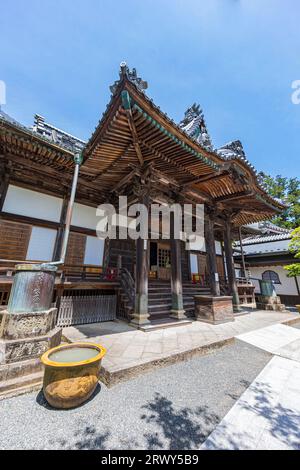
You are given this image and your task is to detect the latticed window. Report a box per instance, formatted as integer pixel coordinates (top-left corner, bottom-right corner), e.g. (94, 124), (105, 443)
(262, 270), (281, 284)
(158, 248), (171, 268)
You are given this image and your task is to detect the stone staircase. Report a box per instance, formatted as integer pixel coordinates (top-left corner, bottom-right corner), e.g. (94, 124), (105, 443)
(148, 280), (211, 321)
(118, 273), (211, 322)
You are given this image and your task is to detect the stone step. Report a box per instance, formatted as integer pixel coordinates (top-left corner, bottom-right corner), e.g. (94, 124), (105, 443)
(149, 310), (173, 319)
(120, 280), (210, 321)
(148, 287), (210, 294)
(149, 309), (195, 320)
(148, 291), (210, 299)
(0, 357), (43, 382)
(0, 370), (43, 399)
(148, 287), (170, 291)
(185, 286), (210, 290)
(139, 318), (193, 332)
(148, 292), (206, 300)
(148, 293), (171, 297)
(148, 282), (209, 287)
(148, 301), (195, 310)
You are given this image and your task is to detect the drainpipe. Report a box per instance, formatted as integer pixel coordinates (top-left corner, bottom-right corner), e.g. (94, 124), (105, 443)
(238, 227), (247, 279)
(7, 152), (83, 313)
(44, 152), (83, 267)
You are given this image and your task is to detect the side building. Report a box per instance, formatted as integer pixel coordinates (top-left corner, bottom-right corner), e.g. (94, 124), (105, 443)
(235, 222), (300, 307)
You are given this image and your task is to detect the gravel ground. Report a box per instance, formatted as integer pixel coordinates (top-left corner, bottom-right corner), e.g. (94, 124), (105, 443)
(0, 340), (271, 450)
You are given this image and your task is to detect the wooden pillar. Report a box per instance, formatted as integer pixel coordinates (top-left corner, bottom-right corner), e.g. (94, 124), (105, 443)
(205, 213), (220, 296)
(0, 161), (10, 211)
(131, 238), (150, 326)
(131, 194), (150, 327)
(223, 219), (240, 311)
(221, 241), (227, 283)
(238, 227), (247, 278)
(170, 211), (186, 320)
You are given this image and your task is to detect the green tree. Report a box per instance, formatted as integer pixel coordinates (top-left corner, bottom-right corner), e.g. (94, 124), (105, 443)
(284, 227), (300, 277)
(259, 173), (300, 229)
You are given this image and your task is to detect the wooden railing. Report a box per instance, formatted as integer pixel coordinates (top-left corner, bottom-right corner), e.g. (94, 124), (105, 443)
(0, 260), (119, 283)
(219, 276), (230, 295)
(0, 259), (38, 279)
(236, 277), (253, 286)
(119, 267), (135, 310)
(60, 265), (119, 282)
(60, 264), (102, 281)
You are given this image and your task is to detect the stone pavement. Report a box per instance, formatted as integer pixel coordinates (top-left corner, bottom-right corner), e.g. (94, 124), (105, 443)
(63, 310), (300, 386)
(237, 324), (300, 362)
(201, 355), (300, 450)
(202, 322), (300, 450)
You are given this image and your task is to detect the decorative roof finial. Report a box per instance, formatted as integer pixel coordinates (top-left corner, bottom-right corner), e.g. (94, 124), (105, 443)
(110, 62), (148, 95)
(217, 140), (246, 160)
(179, 103), (213, 151)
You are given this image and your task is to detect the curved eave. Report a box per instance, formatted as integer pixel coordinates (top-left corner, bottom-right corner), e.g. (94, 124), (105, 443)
(129, 82), (285, 212)
(0, 117), (75, 170)
(83, 77), (285, 216)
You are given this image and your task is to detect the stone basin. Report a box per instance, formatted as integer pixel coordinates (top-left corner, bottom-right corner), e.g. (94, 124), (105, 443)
(40, 342), (106, 409)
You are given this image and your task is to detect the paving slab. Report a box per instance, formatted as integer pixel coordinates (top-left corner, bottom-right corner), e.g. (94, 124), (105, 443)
(63, 311), (300, 386)
(201, 356), (300, 450)
(236, 323), (300, 362)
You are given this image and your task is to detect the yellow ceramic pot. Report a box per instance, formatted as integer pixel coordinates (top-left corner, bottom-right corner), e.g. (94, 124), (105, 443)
(40, 342), (106, 409)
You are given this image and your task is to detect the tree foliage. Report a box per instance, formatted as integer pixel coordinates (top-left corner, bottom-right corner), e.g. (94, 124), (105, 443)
(259, 173), (300, 229)
(284, 227), (300, 277)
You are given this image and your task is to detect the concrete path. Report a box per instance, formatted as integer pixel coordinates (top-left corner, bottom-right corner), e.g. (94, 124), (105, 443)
(201, 355), (300, 450)
(236, 324), (300, 362)
(63, 310), (299, 385)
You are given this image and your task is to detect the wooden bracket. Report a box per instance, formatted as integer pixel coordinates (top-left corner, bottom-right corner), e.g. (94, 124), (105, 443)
(121, 90), (144, 165)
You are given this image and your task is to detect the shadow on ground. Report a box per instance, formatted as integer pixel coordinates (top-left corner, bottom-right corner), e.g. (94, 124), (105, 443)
(36, 384), (102, 411)
(204, 380), (300, 450)
(240, 380), (300, 448)
(65, 321), (135, 339)
(141, 392), (220, 449)
(52, 425), (111, 450)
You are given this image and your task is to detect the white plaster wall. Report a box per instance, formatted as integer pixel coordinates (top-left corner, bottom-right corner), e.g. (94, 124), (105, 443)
(186, 239), (221, 254)
(72, 203), (136, 232)
(71, 203), (99, 230)
(26, 227), (57, 261)
(84, 236), (104, 265)
(249, 265), (300, 296)
(3, 185), (62, 222)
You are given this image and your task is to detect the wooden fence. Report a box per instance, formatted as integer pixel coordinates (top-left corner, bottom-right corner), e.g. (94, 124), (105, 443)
(56, 291), (117, 326)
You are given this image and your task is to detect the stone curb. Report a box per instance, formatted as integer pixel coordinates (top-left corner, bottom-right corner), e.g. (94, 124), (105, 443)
(100, 337), (234, 387)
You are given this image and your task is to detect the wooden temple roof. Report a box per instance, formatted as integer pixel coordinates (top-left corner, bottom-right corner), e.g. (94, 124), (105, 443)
(0, 64), (285, 225)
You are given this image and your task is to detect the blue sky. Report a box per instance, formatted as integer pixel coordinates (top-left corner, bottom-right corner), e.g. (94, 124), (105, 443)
(1, 0), (299, 177)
